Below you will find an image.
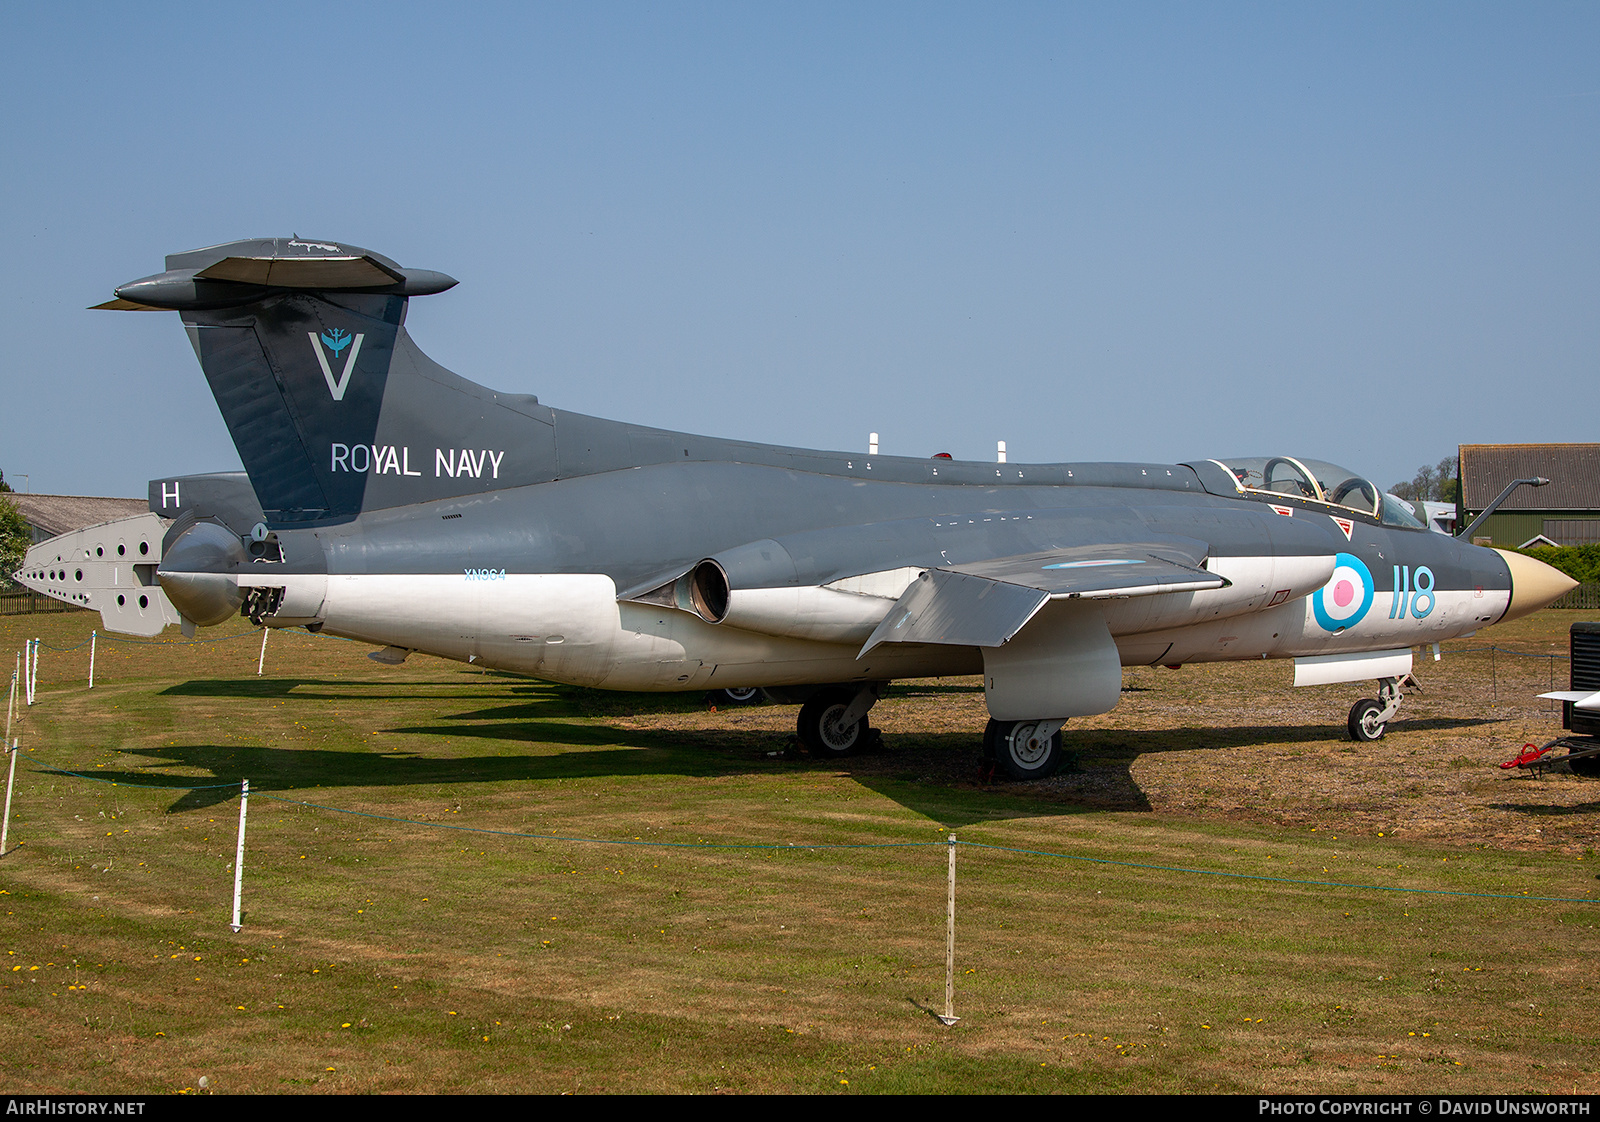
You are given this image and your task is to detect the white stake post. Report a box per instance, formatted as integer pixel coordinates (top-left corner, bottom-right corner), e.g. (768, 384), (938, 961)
(26, 640), (37, 706)
(88, 631), (96, 689)
(22, 643), (31, 707)
(5, 662), (15, 746)
(257, 629), (268, 677)
(1, 740), (18, 856)
(230, 779), (250, 931)
(938, 832), (960, 1025)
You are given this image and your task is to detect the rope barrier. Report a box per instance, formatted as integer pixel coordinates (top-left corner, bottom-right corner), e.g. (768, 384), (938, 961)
(31, 628), (345, 651)
(38, 766), (240, 790)
(1449, 645), (1571, 660)
(954, 839), (1598, 905)
(252, 790), (939, 849)
(29, 764), (1600, 905)
(94, 630), (266, 648)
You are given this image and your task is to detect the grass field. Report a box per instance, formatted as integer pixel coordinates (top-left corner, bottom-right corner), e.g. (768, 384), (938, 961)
(1, 609), (1597, 1094)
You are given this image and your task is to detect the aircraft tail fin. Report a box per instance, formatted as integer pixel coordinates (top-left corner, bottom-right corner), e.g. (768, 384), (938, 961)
(100, 238), (554, 527)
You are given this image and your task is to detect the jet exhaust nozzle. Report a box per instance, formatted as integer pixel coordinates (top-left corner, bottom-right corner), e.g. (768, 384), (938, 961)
(157, 521), (247, 626)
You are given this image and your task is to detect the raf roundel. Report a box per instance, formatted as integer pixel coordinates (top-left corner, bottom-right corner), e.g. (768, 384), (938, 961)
(1312, 552), (1375, 632)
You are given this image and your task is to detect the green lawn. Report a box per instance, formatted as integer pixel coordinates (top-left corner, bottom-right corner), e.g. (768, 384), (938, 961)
(1, 611), (1596, 1094)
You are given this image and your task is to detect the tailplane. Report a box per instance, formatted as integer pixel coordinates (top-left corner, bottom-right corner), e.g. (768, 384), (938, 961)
(99, 238), (556, 527)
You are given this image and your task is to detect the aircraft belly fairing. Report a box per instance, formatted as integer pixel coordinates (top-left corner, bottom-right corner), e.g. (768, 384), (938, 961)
(16, 237), (1579, 780)
(307, 571), (980, 691)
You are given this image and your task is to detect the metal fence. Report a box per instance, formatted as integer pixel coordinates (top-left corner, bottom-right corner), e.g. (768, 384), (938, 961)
(0, 588), (86, 616)
(1552, 582), (1600, 610)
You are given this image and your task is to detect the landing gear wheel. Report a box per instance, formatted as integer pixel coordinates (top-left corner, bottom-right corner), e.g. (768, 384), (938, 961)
(710, 687), (762, 706)
(981, 720), (1000, 759)
(798, 689), (867, 758)
(987, 719), (1064, 780)
(1347, 699), (1386, 742)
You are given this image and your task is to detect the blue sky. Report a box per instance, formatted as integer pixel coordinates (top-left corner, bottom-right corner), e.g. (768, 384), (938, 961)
(2, 3), (1597, 496)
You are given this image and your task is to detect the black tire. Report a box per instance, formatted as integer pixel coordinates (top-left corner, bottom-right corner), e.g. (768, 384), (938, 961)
(981, 719), (1001, 759)
(797, 689), (867, 758)
(1567, 749), (1600, 778)
(1347, 699), (1386, 742)
(989, 719), (1064, 780)
(709, 687), (763, 707)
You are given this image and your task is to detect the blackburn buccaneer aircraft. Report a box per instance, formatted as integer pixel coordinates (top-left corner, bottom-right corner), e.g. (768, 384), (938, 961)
(15, 238), (1578, 778)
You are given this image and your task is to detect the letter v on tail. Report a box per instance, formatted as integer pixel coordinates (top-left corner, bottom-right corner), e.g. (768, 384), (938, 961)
(309, 331), (366, 401)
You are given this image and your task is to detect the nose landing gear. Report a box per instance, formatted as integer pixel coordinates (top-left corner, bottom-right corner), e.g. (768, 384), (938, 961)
(1347, 675), (1414, 741)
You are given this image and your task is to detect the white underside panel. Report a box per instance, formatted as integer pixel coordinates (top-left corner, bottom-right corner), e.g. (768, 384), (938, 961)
(316, 572), (979, 690)
(1293, 648), (1413, 687)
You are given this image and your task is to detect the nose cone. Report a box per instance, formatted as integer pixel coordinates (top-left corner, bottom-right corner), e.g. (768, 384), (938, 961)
(1493, 549), (1578, 622)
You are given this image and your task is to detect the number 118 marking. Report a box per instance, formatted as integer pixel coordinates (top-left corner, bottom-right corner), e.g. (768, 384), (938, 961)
(1390, 565), (1436, 619)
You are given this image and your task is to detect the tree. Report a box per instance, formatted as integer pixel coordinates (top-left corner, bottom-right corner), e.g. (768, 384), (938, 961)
(0, 469), (12, 493)
(1391, 456), (1458, 504)
(0, 494), (27, 589)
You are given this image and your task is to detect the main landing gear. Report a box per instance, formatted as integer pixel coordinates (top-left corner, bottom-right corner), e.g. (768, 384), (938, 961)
(788, 685), (1069, 780)
(796, 685), (884, 757)
(983, 718), (1068, 780)
(1347, 675), (1415, 742)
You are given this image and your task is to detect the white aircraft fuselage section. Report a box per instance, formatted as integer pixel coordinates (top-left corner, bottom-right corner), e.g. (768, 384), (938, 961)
(251, 547), (1507, 691)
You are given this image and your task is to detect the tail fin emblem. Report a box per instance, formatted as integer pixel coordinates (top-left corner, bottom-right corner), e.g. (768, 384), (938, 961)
(309, 330), (365, 401)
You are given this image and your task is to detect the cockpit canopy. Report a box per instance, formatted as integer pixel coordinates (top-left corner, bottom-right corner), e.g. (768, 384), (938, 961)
(1213, 456), (1425, 530)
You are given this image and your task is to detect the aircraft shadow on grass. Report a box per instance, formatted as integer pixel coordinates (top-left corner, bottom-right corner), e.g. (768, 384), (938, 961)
(161, 677), (531, 702)
(160, 677), (714, 717)
(1488, 800), (1600, 817)
(105, 678), (1499, 825)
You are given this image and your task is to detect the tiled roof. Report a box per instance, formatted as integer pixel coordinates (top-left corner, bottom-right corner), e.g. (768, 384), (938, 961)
(1459, 444), (1600, 511)
(1, 493), (148, 537)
